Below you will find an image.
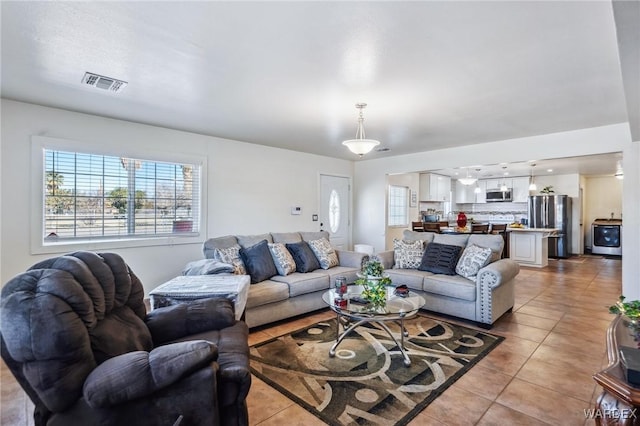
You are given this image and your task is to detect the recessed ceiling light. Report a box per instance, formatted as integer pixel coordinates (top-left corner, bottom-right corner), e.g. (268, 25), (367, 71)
(547, 169), (553, 172)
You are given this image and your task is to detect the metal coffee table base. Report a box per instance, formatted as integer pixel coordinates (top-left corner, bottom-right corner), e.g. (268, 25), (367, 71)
(329, 312), (414, 366)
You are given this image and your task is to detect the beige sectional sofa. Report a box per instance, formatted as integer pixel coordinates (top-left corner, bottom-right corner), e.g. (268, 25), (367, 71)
(202, 231), (367, 328)
(376, 230), (520, 327)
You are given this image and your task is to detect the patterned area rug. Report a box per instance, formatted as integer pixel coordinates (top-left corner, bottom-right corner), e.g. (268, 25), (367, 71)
(249, 314), (503, 425)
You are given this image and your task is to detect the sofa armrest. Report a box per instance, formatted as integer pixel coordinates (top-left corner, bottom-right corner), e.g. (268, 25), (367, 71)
(83, 341), (217, 408)
(476, 259), (520, 289)
(336, 250), (368, 269)
(146, 298), (236, 345)
(376, 250), (395, 270)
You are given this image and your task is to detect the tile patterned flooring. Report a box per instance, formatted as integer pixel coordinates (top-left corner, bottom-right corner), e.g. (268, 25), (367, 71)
(1, 255), (621, 425)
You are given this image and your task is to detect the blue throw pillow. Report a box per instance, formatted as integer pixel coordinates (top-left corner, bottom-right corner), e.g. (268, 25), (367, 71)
(239, 240), (278, 283)
(418, 242), (463, 275)
(286, 241), (321, 273)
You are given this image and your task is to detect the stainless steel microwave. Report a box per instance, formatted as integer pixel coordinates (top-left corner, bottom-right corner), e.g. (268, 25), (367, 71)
(486, 189), (512, 202)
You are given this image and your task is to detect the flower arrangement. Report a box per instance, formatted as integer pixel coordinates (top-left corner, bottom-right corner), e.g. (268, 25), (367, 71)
(540, 185), (555, 194)
(355, 257), (391, 307)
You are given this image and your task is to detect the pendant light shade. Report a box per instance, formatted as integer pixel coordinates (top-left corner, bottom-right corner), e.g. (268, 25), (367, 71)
(458, 168), (477, 185)
(342, 103), (380, 156)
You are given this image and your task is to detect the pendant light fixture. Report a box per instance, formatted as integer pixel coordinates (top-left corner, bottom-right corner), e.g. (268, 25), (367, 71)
(458, 168), (477, 186)
(342, 103), (380, 156)
(529, 164), (537, 191)
(474, 169), (482, 194)
(500, 166), (508, 192)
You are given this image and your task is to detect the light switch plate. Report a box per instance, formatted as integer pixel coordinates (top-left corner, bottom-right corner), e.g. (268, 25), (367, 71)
(291, 206), (302, 215)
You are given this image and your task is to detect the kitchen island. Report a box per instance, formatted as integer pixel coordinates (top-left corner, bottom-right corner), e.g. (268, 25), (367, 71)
(508, 227), (559, 268)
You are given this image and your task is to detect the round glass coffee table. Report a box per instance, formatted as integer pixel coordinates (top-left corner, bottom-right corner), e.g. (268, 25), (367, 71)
(321, 285), (425, 366)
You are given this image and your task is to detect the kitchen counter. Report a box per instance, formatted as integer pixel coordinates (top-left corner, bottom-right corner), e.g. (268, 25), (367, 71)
(508, 228), (559, 268)
(507, 227), (559, 235)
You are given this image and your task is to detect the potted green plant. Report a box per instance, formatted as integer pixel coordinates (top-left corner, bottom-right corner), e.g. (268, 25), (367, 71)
(609, 296), (640, 322)
(610, 296), (640, 343)
(355, 257), (392, 307)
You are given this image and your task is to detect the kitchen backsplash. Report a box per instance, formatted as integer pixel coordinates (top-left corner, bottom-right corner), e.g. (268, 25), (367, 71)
(452, 202), (528, 224)
(456, 202), (527, 214)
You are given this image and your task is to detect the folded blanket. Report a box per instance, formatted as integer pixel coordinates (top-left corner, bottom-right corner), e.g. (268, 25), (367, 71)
(182, 259), (235, 276)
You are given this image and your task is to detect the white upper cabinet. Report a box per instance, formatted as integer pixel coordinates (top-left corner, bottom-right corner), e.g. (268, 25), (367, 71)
(419, 173), (451, 202)
(475, 180), (487, 203)
(511, 176), (531, 202)
(455, 180), (485, 203)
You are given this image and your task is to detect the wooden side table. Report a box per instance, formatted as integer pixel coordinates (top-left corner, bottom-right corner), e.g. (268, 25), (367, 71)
(593, 314), (640, 425)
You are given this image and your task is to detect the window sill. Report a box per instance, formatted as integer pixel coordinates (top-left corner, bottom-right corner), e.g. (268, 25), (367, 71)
(32, 234), (203, 255)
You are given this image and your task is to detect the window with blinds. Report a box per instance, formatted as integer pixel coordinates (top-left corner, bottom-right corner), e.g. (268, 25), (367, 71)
(388, 185), (409, 227)
(43, 149), (200, 242)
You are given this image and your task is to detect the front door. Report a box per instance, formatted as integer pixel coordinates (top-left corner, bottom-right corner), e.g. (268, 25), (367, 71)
(319, 174), (351, 250)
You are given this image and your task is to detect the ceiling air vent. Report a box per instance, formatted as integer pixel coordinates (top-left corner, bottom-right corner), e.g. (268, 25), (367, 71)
(82, 72), (128, 93)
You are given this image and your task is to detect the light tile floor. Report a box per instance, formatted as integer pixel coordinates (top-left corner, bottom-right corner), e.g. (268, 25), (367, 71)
(1, 255), (621, 425)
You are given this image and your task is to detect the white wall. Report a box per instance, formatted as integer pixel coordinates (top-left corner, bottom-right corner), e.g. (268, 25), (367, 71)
(584, 176), (623, 249)
(385, 173), (420, 249)
(1, 99), (353, 294)
(353, 123), (638, 296)
(622, 141), (640, 299)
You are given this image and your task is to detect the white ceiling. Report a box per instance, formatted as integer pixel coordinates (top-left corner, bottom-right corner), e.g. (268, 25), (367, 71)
(428, 152), (624, 181)
(0, 1), (634, 175)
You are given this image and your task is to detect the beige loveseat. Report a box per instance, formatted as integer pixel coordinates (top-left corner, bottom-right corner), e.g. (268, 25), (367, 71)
(377, 230), (520, 327)
(201, 231), (367, 328)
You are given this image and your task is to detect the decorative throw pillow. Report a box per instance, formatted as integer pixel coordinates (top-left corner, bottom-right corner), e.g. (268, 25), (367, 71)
(239, 240), (278, 284)
(286, 241), (321, 273)
(418, 242), (463, 275)
(393, 239), (424, 269)
(307, 238), (339, 270)
(456, 244), (493, 279)
(268, 243), (297, 276)
(213, 245), (247, 275)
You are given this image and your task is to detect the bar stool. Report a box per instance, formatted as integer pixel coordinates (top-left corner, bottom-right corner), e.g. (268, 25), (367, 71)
(471, 223), (490, 234)
(490, 224), (508, 258)
(423, 222), (441, 233)
(411, 221), (425, 232)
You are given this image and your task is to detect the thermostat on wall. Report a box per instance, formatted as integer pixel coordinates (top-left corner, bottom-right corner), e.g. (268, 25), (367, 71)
(291, 206), (302, 215)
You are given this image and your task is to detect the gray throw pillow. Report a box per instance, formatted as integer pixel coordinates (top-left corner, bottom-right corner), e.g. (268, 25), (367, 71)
(307, 238), (339, 269)
(418, 242), (463, 275)
(268, 242), (297, 276)
(456, 244), (493, 279)
(393, 239), (424, 269)
(286, 241), (321, 273)
(239, 240), (278, 283)
(213, 244), (246, 275)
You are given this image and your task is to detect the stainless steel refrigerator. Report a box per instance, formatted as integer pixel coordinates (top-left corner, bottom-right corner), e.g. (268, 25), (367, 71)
(528, 195), (572, 258)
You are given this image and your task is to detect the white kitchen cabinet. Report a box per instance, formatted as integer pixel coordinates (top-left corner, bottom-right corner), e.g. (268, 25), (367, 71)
(475, 180), (486, 203)
(509, 229), (551, 268)
(419, 173), (451, 202)
(456, 180), (485, 203)
(455, 180), (474, 203)
(512, 176), (531, 202)
(484, 178), (512, 191)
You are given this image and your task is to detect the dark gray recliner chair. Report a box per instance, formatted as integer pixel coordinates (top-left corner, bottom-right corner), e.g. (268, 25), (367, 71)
(0, 251), (251, 426)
